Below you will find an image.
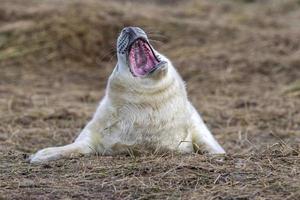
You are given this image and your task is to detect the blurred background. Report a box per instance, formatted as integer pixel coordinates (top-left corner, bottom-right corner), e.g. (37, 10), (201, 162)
(1, 0), (300, 199)
(1, 0), (300, 153)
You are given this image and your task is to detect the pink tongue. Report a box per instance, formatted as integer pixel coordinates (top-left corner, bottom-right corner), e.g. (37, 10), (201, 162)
(129, 40), (158, 76)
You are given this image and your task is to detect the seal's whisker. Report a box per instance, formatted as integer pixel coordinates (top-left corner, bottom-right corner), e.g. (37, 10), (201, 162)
(143, 27), (162, 34)
(99, 48), (116, 61)
(148, 39), (165, 45)
(143, 28), (166, 38)
(108, 52), (117, 63)
(147, 34), (168, 40)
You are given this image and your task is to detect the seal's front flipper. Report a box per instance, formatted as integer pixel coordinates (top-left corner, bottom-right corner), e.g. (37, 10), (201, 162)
(29, 141), (93, 164)
(188, 104), (225, 154)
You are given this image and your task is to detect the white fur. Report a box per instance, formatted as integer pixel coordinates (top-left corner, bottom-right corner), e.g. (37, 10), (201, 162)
(30, 37), (225, 164)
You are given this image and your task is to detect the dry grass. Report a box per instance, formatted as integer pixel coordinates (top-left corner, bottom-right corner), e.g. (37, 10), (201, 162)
(1, 0), (300, 199)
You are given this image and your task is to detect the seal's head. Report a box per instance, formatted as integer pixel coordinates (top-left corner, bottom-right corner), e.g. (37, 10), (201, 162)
(116, 27), (169, 81)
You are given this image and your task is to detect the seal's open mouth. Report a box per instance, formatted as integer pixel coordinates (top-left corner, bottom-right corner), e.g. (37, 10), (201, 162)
(128, 39), (160, 77)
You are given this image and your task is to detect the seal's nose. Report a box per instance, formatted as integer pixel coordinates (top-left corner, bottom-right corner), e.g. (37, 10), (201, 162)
(123, 27), (134, 37)
(117, 27), (147, 54)
(122, 27), (133, 33)
(121, 27), (146, 42)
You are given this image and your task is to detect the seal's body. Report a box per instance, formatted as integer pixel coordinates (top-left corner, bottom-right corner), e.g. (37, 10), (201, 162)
(30, 27), (225, 163)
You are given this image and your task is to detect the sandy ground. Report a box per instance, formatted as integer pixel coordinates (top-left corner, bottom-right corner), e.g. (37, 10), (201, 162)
(0, 0), (300, 199)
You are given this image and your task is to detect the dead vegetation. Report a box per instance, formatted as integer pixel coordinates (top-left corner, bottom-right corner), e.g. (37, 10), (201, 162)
(0, 0), (300, 199)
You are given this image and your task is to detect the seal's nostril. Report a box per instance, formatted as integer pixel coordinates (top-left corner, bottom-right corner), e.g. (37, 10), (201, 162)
(121, 28), (129, 34)
(122, 27), (133, 34)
